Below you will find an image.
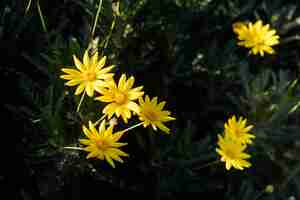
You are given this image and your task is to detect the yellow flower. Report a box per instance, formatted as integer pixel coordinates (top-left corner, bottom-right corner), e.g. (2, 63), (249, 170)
(216, 134), (251, 170)
(60, 50), (115, 97)
(95, 74), (144, 123)
(79, 120), (128, 168)
(224, 115), (255, 145)
(232, 21), (249, 34)
(138, 95), (175, 134)
(233, 20), (280, 56)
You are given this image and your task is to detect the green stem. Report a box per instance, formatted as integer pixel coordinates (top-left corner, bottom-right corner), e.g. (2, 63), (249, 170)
(63, 146), (84, 150)
(25, 0), (32, 14)
(122, 122), (144, 134)
(76, 91), (86, 112)
(37, 0), (48, 33)
(103, 16), (116, 50)
(91, 0), (103, 39)
(193, 160), (220, 170)
(94, 114), (107, 126)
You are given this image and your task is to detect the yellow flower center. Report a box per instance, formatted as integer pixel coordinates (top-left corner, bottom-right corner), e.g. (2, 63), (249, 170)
(114, 91), (127, 105)
(224, 147), (238, 159)
(250, 32), (265, 45)
(233, 126), (245, 138)
(143, 108), (159, 121)
(95, 139), (110, 150)
(83, 71), (96, 81)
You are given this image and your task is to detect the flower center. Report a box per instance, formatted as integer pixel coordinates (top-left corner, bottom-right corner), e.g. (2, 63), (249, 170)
(143, 108), (159, 121)
(95, 139), (110, 150)
(251, 32), (265, 46)
(224, 147), (238, 159)
(232, 127), (242, 137)
(83, 71), (96, 81)
(114, 91), (127, 105)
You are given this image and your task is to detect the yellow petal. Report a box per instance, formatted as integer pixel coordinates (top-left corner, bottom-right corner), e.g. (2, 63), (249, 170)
(104, 154), (115, 168)
(79, 139), (91, 145)
(88, 121), (98, 135)
(82, 125), (93, 138)
(95, 95), (114, 102)
(91, 51), (98, 67)
(85, 82), (94, 97)
(118, 74), (127, 90)
(65, 79), (81, 86)
(75, 83), (85, 95)
(98, 65), (115, 75)
(127, 101), (140, 114)
(156, 122), (171, 134)
(73, 56), (84, 72)
(61, 68), (81, 75)
(225, 162), (232, 170)
(125, 76), (135, 90)
(87, 151), (98, 159)
(83, 50), (90, 67)
(97, 56), (107, 69)
(98, 120), (106, 135)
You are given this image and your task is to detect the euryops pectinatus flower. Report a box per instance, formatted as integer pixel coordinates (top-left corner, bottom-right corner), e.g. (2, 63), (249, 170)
(95, 74), (144, 123)
(224, 115), (255, 145)
(79, 120), (128, 168)
(233, 20), (280, 56)
(60, 50), (115, 97)
(138, 95), (175, 134)
(216, 115), (255, 170)
(216, 134), (251, 170)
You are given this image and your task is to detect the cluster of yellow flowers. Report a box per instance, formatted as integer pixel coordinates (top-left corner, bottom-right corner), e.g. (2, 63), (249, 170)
(233, 20), (280, 56)
(60, 49), (175, 168)
(59, 19), (278, 171)
(215, 19), (280, 170)
(216, 116), (255, 170)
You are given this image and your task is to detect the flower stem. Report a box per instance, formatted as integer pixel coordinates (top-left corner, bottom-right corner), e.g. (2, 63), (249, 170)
(91, 0), (103, 39)
(37, 0), (48, 33)
(122, 122), (144, 134)
(25, 0), (32, 14)
(76, 91), (86, 112)
(194, 160), (220, 170)
(103, 16), (116, 50)
(94, 114), (107, 126)
(63, 146), (84, 150)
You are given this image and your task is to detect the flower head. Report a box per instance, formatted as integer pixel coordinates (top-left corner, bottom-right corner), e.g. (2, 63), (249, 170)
(233, 20), (280, 56)
(216, 134), (251, 170)
(79, 120), (128, 168)
(95, 74), (144, 123)
(224, 115), (255, 145)
(60, 50), (115, 97)
(138, 95), (175, 134)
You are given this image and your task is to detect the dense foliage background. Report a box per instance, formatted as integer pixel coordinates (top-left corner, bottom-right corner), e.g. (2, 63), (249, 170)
(3, 0), (300, 199)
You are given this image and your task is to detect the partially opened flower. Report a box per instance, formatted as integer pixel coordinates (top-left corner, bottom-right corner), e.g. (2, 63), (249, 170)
(79, 120), (128, 168)
(216, 134), (251, 170)
(95, 74), (144, 123)
(233, 20), (280, 56)
(224, 115), (255, 145)
(138, 95), (175, 134)
(60, 50), (114, 97)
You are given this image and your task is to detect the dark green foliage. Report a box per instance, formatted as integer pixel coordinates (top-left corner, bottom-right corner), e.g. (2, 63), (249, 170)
(3, 0), (300, 199)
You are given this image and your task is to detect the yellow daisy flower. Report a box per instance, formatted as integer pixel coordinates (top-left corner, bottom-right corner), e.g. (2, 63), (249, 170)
(60, 50), (115, 97)
(138, 95), (175, 134)
(79, 120), (128, 168)
(233, 20), (280, 56)
(216, 134), (251, 170)
(224, 115), (255, 145)
(95, 74), (144, 123)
